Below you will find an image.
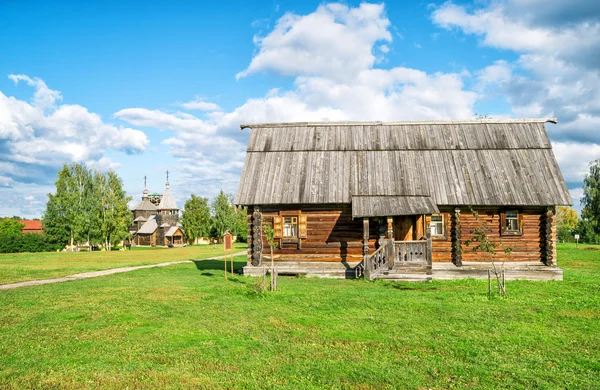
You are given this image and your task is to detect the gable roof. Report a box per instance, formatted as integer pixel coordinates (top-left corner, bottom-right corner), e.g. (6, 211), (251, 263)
(165, 226), (183, 237)
(132, 199), (157, 212)
(137, 215), (158, 234)
(235, 119), (572, 209)
(20, 220), (42, 231)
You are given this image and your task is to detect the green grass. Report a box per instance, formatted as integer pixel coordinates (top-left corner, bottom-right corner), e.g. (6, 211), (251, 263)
(0, 243), (246, 284)
(0, 243), (599, 389)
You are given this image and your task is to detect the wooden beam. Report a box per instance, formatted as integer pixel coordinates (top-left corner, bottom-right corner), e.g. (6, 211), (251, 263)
(452, 207), (463, 267)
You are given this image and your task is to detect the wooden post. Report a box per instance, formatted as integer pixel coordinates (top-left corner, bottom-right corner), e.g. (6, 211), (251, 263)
(387, 217), (394, 268)
(363, 217), (370, 280)
(452, 207), (463, 267)
(426, 231), (432, 266)
(252, 208), (262, 266)
(224, 246), (227, 281)
(543, 206), (555, 266)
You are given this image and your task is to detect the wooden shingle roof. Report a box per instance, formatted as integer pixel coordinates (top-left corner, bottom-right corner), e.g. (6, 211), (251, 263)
(235, 119), (572, 209)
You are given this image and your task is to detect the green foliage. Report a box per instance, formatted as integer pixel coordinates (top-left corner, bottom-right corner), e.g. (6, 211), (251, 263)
(574, 218), (600, 244)
(556, 206), (578, 230)
(582, 159), (600, 236)
(42, 163), (132, 250)
(263, 222), (276, 247)
(0, 218), (24, 235)
(0, 233), (61, 253)
(233, 206), (248, 242)
(181, 195), (211, 243)
(95, 171), (132, 250)
(211, 190), (236, 239)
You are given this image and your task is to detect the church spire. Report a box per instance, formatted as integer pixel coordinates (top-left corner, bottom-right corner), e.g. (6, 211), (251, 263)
(158, 169), (178, 210)
(142, 175), (149, 199)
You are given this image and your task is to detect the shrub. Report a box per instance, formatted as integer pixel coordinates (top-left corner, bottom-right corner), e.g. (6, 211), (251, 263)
(0, 232), (62, 253)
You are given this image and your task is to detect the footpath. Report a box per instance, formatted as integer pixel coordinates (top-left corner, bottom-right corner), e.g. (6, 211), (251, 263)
(0, 251), (246, 291)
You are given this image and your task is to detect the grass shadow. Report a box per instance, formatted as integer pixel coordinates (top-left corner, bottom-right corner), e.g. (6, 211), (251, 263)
(192, 259), (246, 272)
(391, 283), (439, 292)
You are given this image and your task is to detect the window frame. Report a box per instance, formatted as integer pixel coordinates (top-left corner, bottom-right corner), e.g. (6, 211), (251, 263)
(428, 213), (448, 240)
(501, 210), (523, 236)
(283, 216), (298, 238)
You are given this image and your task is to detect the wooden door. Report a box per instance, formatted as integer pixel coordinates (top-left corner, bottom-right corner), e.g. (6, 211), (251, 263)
(394, 216), (415, 241)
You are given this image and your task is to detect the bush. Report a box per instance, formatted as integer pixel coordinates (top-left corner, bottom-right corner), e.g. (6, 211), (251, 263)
(0, 232), (63, 253)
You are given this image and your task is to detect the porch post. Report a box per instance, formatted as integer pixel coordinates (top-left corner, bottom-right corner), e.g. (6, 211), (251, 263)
(363, 217), (370, 280)
(452, 207), (463, 267)
(387, 217), (394, 268)
(426, 231), (432, 266)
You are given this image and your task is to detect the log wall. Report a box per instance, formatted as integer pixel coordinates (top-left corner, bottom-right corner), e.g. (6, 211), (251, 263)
(432, 207), (547, 262)
(245, 205), (550, 264)
(249, 204), (382, 262)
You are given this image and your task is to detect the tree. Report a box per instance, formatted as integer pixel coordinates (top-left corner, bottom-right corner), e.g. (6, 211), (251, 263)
(0, 218), (24, 235)
(95, 170), (132, 250)
(43, 164), (79, 247)
(181, 194), (211, 244)
(233, 206), (248, 242)
(556, 206), (579, 242)
(211, 191), (236, 239)
(463, 207), (515, 298)
(581, 159), (600, 236)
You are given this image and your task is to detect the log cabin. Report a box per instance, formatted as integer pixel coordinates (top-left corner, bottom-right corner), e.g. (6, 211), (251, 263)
(235, 119), (572, 281)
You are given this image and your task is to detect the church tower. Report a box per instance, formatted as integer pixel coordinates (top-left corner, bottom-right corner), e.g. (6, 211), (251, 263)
(156, 171), (182, 246)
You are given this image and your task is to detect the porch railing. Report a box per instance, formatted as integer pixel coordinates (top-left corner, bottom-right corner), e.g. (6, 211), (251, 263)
(354, 235), (432, 280)
(394, 240), (431, 265)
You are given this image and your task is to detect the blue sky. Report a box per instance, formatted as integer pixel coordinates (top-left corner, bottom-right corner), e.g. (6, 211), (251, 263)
(1, 0), (598, 218)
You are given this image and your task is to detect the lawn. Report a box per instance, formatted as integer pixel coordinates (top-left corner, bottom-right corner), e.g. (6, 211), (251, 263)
(0, 243), (599, 389)
(0, 243), (246, 284)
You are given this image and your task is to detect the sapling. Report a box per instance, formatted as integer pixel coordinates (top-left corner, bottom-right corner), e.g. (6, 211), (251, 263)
(463, 207), (515, 298)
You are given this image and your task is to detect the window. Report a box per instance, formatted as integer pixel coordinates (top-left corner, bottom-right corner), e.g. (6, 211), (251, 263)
(501, 210), (522, 235)
(430, 215), (443, 235)
(283, 217), (297, 237)
(506, 211), (519, 232)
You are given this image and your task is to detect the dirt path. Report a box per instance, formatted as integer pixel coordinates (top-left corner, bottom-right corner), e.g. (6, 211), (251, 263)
(0, 251), (247, 291)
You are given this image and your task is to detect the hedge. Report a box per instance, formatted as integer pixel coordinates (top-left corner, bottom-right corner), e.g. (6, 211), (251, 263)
(0, 233), (63, 253)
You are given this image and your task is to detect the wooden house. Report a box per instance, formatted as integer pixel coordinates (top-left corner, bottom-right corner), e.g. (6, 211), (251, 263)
(235, 119), (572, 281)
(19, 220), (43, 234)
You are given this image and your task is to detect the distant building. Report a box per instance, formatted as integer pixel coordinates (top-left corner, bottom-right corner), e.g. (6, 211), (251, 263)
(129, 176), (185, 247)
(20, 220), (43, 234)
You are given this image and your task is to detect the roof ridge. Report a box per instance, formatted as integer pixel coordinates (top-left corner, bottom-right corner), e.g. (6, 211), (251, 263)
(240, 118), (557, 129)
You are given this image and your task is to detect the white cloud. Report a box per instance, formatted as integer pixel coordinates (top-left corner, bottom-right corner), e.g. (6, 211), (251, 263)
(180, 99), (221, 111)
(116, 3), (477, 201)
(432, 0), (600, 192)
(236, 3), (392, 81)
(0, 75), (149, 190)
(552, 141), (600, 183)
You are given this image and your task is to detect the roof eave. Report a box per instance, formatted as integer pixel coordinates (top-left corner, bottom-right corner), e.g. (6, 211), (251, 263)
(240, 118), (558, 129)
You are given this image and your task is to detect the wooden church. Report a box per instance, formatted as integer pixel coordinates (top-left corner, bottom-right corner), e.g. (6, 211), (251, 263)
(235, 119), (572, 281)
(129, 175), (185, 247)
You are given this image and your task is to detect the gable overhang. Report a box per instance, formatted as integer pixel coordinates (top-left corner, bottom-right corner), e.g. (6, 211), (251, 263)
(352, 195), (440, 218)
